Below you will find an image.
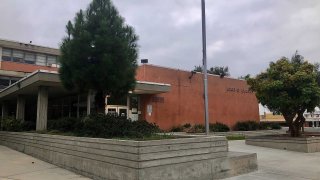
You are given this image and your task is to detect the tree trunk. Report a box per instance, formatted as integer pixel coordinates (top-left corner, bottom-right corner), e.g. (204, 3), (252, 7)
(284, 113), (301, 137)
(289, 124), (301, 137)
(288, 111), (305, 137)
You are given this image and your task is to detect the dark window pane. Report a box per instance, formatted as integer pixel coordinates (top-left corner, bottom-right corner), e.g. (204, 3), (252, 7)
(12, 57), (23, 63)
(0, 79), (10, 86)
(2, 56), (11, 61)
(10, 79), (19, 84)
(24, 60), (35, 64)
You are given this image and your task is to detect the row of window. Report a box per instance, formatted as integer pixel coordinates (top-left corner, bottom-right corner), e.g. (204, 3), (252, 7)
(1, 48), (58, 66)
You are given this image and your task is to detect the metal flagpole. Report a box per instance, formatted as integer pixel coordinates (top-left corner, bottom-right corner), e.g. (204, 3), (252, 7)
(201, 0), (210, 135)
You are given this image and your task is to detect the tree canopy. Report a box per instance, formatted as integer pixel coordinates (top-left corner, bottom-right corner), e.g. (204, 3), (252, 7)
(194, 65), (230, 77)
(59, 0), (138, 112)
(247, 52), (320, 136)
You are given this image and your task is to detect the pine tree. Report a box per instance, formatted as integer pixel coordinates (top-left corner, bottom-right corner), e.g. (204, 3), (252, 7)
(59, 0), (139, 113)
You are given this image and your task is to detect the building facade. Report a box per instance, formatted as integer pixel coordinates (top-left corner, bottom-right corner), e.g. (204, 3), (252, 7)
(134, 65), (260, 129)
(0, 39), (59, 89)
(0, 39), (260, 130)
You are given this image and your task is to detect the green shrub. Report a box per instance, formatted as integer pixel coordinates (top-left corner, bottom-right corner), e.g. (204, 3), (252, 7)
(227, 135), (245, 140)
(183, 123), (191, 128)
(170, 126), (183, 132)
(210, 122), (230, 132)
(270, 123), (282, 129)
(57, 114), (161, 139)
(259, 122), (282, 130)
(1, 116), (35, 132)
(170, 123), (192, 132)
(48, 117), (82, 132)
(234, 120), (259, 131)
(258, 122), (271, 130)
(187, 124), (205, 133)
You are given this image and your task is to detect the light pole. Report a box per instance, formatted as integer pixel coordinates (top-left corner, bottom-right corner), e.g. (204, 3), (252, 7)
(201, 0), (210, 135)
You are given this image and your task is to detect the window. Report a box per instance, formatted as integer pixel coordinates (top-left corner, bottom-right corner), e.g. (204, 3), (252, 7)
(0, 78), (10, 86)
(10, 79), (18, 84)
(2, 48), (12, 61)
(12, 50), (24, 63)
(24, 52), (36, 64)
(47, 55), (57, 66)
(36, 54), (47, 66)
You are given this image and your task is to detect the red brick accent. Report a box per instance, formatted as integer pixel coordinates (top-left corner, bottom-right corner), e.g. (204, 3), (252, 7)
(0, 61), (58, 73)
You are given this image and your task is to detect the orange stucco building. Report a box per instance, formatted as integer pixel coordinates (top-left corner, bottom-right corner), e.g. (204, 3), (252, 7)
(135, 64), (260, 130)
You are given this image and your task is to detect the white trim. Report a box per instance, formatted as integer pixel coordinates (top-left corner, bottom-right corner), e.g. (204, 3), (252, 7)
(136, 80), (171, 87)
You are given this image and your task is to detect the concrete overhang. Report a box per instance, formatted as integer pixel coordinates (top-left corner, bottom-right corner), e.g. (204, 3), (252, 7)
(0, 71), (171, 101)
(0, 70), (72, 101)
(133, 81), (171, 94)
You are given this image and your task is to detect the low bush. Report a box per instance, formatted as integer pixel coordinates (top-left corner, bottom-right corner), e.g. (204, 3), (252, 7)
(210, 122), (230, 132)
(183, 123), (192, 128)
(170, 126), (184, 132)
(259, 122), (282, 130)
(49, 114), (160, 139)
(187, 124), (205, 133)
(270, 123), (282, 130)
(226, 135), (245, 140)
(234, 121), (282, 131)
(234, 120), (259, 131)
(170, 123), (192, 132)
(1, 116), (35, 131)
(48, 117), (83, 132)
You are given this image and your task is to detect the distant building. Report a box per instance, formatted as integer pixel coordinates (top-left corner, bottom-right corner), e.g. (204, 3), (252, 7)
(0, 39), (260, 130)
(259, 104), (320, 127)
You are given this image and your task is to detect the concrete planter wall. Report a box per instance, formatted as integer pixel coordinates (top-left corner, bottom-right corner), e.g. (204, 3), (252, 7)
(246, 135), (320, 153)
(0, 132), (257, 180)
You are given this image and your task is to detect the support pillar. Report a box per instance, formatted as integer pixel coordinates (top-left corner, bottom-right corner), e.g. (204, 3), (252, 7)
(36, 86), (48, 131)
(2, 103), (8, 119)
(87, 90), (92, 115)
(77, 95), (80, 118)
(16, 95), (26, 121)
(127, 95), (130, 119)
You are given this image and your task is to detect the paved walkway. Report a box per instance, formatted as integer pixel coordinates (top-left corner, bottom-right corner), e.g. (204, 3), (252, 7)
(0, 145), (90, 180)
(226, 140), (320, 180)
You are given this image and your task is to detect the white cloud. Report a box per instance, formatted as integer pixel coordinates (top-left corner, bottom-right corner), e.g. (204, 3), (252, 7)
(0, 0), (319, 77)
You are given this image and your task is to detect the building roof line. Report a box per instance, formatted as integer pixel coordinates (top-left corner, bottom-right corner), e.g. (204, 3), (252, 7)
(0, 38), (59, 50)
(139, 64), (246, 81)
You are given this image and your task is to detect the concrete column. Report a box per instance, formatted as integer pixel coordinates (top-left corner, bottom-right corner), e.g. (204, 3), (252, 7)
(127, 95), (130, 119)
(36, 86), (48, 131)
(77, 95), (80, 118)
(16, 95), (26, 121)
(2, 103), (8, 119)
(87, 90), (92, 115)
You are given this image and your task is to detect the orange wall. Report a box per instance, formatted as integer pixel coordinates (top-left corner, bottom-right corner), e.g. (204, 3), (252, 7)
(0, 61), (58, 73)
(136, 64), (259, 130)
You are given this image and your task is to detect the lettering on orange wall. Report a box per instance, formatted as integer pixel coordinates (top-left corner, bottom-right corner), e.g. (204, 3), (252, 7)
(226, 87), (253, 94)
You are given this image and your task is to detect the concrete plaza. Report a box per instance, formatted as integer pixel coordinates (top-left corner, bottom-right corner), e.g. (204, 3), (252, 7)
(0, 145), (89, 180)
(226, 140), (320, 180)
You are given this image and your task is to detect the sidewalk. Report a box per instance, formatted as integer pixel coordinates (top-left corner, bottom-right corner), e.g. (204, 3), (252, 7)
(226, 140), (320, 180)
(0, 145), (90, 180)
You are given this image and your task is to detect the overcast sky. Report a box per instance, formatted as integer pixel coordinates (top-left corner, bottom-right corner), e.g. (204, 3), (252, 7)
(0, 0), (319, 77)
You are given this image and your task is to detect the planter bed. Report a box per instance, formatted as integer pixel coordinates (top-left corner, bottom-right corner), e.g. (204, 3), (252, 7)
(246, 135), (320, 153)
(0, 131), (257, 180)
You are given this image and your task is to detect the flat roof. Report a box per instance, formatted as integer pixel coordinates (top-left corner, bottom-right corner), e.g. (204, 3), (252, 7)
(0, 38), (60, 56)
(0, 71), (170, 101)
